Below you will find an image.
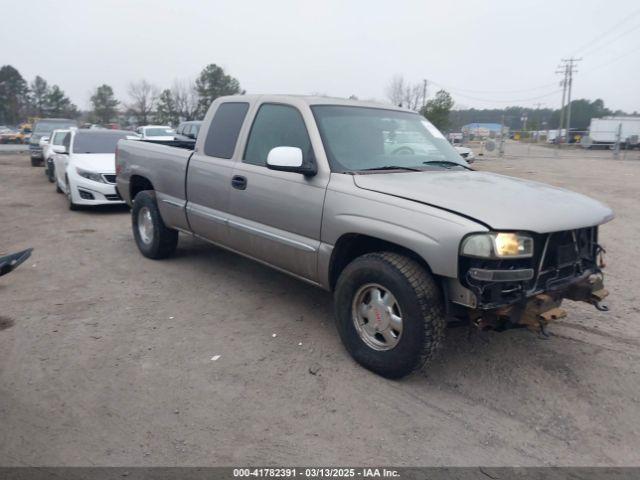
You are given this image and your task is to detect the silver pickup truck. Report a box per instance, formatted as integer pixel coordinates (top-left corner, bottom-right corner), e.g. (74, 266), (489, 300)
(116, 95), (613, 378)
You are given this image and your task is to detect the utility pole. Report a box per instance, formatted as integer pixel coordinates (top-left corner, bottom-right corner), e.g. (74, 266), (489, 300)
(499, 113), (505, 157)
(560, 57), (581, 145)
(555, 63), (569, 147)
(422, 79), (428, 109)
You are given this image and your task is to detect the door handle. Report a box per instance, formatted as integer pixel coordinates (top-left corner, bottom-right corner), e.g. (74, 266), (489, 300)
(231, 175), (247, 190)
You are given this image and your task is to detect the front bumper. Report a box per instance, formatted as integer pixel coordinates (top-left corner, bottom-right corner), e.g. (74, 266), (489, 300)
(29, 145), (43, 159)
(69, 172), (124, 206)
(449, 226), (609, 332)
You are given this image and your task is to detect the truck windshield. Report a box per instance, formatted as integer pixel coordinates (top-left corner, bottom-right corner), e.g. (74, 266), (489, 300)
(34, 121), (76, 134)
(145, 128), (175, 137)
(72, 132), (131, 154)
(311, 106), (468, 173)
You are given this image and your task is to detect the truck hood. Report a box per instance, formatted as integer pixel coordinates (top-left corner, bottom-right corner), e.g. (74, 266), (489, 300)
(71, 153), (116, 173)
(353, 170), (614, 233)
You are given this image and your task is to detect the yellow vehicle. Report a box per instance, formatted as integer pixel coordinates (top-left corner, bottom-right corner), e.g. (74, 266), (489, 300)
(0, 123), (32, 144)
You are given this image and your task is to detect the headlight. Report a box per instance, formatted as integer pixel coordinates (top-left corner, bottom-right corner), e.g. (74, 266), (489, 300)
(76, 167), (105, 183)
(461, 232), (533, 259)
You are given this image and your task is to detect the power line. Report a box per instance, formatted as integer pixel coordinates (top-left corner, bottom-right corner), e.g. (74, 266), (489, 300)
(569, 7), (640, 56)
(427, 80), (562, 104)
(425, 79), (558, 95)
(580, 22), (640, 57)
(581, 43), (640, 74)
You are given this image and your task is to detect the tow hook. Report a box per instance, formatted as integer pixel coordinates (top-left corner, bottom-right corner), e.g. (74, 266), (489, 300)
(590, 288), (610, 312)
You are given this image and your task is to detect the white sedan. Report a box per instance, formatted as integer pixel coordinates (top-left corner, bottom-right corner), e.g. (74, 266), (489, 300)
(53, 129), (134, 210)
(135, 125), (176, 141)
(454, 145), (475, 163)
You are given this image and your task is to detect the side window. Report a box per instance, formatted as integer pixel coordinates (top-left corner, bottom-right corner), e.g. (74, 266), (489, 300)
(177, 124), (184, 135)
(203, 102), (249, 159)
(244, 104), (312, 167)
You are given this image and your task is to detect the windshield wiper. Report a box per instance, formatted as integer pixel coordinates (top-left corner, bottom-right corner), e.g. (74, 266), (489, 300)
(422, 160), (470, 169)
(360, 165), (423, 172)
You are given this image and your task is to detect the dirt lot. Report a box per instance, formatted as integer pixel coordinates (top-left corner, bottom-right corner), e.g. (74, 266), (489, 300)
(1, 146), (640, 466)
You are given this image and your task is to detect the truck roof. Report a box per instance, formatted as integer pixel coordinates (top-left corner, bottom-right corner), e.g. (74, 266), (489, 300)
(215, 94), (416, 113)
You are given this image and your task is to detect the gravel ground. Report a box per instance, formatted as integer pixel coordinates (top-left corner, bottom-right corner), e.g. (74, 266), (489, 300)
(1, 146), (639, 466)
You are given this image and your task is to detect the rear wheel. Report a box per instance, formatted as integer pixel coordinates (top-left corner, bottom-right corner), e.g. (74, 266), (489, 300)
(334, 252), (445, 379)
(30, 157), (41, 167)
(131, 190), (178, 259)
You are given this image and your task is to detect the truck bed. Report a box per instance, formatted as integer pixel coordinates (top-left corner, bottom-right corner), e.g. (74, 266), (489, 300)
(116, 139), (194, 231)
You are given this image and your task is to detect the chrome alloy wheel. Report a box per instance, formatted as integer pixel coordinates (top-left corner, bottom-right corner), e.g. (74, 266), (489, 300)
(352, 283), (403, 351)
(137, 206), (154, 245)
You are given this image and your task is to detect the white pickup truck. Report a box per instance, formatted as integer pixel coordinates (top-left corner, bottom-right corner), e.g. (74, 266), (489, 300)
(116, 95), (613, 378)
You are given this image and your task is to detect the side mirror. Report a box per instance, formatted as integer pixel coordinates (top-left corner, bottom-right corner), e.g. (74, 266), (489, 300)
(266, 146), (316, 176)
(51, 145), (65, 154)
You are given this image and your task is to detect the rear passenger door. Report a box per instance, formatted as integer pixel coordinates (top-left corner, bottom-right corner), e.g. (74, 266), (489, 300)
(227, 103), (329, 282)
(186, 102), (250, 245)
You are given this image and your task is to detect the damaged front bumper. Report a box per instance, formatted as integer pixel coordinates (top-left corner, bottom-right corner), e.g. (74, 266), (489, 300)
(473, 272), (608, 334)
(448, 226), (610, 333)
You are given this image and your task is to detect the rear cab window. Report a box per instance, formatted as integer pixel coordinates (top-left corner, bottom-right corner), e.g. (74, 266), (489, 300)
(203, 103), (250, 159)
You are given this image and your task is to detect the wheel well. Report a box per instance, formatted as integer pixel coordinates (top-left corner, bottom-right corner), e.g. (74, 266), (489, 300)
(329, 233), (433, 290)
(130, 175), (154, 200)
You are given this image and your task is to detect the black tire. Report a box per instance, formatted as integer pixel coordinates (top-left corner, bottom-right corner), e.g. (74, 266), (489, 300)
(56, 181), (63, 193)
(334, 252), (445, 379)
(47, 165), (55, 183)
(30, 157), (41, 167)
(131, 190), (178, 259)
(66, 175), (79, 211)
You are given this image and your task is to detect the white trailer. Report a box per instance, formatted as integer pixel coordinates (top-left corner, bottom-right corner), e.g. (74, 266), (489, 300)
(588, 117), (640, 148)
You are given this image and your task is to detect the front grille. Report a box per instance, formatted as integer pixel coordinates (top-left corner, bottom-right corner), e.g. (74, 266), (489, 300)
(534, 227), (598, 291)
(102, 174), (117, 184)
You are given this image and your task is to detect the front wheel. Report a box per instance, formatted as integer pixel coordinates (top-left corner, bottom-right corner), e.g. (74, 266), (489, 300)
(46, 162), (55, 182)
(131, 191), (178, 259)
(65, 175), (79, 211)
(334, 252), (445, 379)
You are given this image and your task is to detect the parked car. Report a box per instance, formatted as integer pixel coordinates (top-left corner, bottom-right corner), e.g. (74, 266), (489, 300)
(175, 120), (202, 142)
(116, 95), (613, 379)
(454, 145), (475, 163)
(43, 129), (72, 182)
(53, 129), (133, 210)
(0, 123), (32, 144)
(135, 125), (176, 141)
(0, 128), (19, 144)
(29, 118), (78, 166)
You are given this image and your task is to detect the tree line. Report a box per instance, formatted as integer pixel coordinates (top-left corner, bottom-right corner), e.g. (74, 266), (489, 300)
(0, 65), (78, 124)
(0, 63), (243, 127)
(3, 64), (634, 131)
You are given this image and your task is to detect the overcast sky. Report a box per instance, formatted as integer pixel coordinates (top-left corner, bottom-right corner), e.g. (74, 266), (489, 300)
(3, 0), (640, 112)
